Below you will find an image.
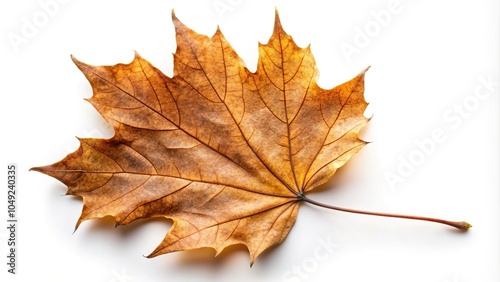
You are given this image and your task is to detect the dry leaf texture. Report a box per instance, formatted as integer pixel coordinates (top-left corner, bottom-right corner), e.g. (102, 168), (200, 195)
(32, 10), (369, 264)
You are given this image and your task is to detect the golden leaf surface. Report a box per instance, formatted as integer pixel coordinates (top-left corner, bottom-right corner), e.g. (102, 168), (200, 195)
(32, 10), (369, 264)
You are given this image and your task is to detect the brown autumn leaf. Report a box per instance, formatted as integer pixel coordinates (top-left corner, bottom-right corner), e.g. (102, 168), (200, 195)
(33, 10), (402, 264)
(33, 11), (369, 263)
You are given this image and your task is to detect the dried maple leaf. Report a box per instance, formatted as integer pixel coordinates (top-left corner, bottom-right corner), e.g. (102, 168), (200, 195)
(32, 10), (470, 265)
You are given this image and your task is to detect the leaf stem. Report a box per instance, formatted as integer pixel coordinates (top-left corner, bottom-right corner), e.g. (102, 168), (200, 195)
(298, 195), (471, 231)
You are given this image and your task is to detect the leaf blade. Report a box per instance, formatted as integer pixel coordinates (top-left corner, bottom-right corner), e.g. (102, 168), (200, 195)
(32, 9), (369, 263)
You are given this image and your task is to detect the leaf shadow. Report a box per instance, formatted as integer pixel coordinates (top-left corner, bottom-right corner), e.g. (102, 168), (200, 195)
(175, 244), (248, 268)
(81, 215), (280, 270)
(154, 239), (285, 278)
(306, 165), (354, 195)
(305, 140), (375, 198)
(83, 215), (172, 239)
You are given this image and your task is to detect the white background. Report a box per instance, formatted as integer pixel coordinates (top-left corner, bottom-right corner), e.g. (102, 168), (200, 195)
(1, 0), (499, 281)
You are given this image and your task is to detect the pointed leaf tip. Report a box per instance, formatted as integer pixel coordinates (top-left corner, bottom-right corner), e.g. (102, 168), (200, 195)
(273, 7), (282, 29)
(171, 9), (177, 20)
(70, 54), (89, 71)
(29, 164), (53, 174)
(171, 9), (182, 27)
(70, 54), (79, 64)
